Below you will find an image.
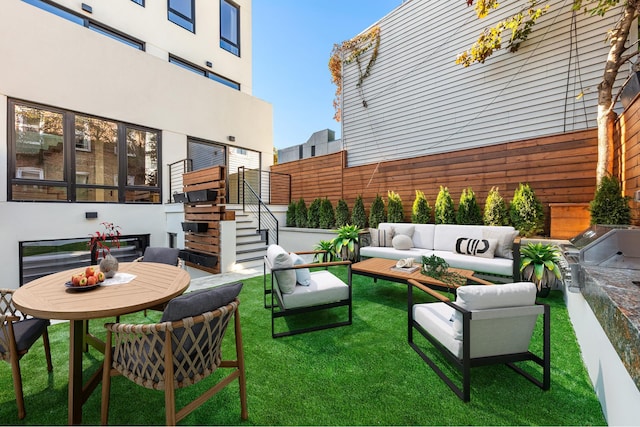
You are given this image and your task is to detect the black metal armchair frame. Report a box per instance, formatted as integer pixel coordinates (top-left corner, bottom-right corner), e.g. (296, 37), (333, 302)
(407, 279), (550, 402)
(264, 251), (352, 338)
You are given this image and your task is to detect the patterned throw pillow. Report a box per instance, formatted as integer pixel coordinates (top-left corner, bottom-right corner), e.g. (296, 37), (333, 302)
(455, 237), (497, 258)
(369, 227), (394, 247)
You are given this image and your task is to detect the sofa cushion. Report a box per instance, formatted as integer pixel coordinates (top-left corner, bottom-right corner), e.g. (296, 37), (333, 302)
(370, 227), (394, 247)
(392, 234), (413, 250)
(378, 224), (396, 247)
(455, 237), (498, 258)
(451, 282), (537, 340)
(391, 223), (415, 238)
(266, 244), (296, 294)
(281, 270), (349, 309)
(483, 229), (519, 259)
(290, 252), (311, 286)
(411, 224), (436, 250)
(432, 250), (513, 276)
(161, 282), (243, 322)
(360, 245), (429, 260)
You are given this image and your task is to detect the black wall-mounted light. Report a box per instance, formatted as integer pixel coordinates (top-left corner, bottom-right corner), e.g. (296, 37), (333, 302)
(206, 61), (213, 68)
(85, 211), (98, 219)
(81, 3), (93, 13)
(227, 136), (236, 142)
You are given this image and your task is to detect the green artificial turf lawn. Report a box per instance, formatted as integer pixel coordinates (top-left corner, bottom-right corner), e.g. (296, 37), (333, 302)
(1, 268), (607, 425)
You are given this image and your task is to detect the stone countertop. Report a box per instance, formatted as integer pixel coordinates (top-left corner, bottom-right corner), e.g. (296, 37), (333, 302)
(581, 265), (640, 390)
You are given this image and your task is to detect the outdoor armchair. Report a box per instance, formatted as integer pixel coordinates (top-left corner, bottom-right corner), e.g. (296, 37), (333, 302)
(0, 288), (53, 419)
(408, 279), (550, 402)
(264, 244), (352, 338)
(101, 282), (248, 425)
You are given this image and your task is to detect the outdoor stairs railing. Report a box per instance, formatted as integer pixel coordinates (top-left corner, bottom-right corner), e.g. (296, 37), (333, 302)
(242, 179), (278, 256)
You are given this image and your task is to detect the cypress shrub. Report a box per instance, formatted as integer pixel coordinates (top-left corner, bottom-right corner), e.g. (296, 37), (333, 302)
(509, 183), (544, 237)
(434, 186), (456, 224)
(412, 190), (432, 223)
(319, 198), (336, 229)
(335, 199), (350, 228)
(483, 186), (509, 226)
(589, 175), (631, 225)
(295, 198), (308, 228)
(307, 198), (322, 228)
(351, 195), (367, 229)
(369, 194), (386, 229)
(457, 187), (483, 225)
(286, 201), (297, 227)
(387, 191), (404, 223)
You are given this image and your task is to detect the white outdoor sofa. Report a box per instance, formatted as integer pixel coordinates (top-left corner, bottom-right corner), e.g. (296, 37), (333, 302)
(359, 223), (521, 282)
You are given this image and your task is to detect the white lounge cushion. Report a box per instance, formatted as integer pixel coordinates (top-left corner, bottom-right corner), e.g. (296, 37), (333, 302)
(413, 302), (462, 357)
(483, 229), (519, 259)
(360, 246), (430, 260)
(432, 250), (513, 276)
(411, 224), (436, 250)
(281, 270), (349, 309)
(266, 244), (296, 294)
(391, 223), (415, 237)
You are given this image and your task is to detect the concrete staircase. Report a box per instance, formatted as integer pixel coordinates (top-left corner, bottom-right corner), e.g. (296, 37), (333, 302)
(227, 206), (269, 270)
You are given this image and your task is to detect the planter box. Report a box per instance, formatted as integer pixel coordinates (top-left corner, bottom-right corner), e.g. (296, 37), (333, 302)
(187, 189), (218, 202)
(172, 192), (189, 203)
(190, 252), (218, 268)
(181, 222), (209, 233)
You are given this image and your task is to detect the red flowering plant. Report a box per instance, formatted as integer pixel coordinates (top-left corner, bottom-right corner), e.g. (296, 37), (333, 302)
(88, 222), (121, 261)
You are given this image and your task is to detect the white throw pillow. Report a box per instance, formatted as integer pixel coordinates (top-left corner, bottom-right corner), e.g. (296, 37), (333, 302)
(290, 252), (311, 286)
(483, 229), (519, 259)
(392, 224), (415, 238)
(266, 244), (296, 294)
(392, 234), (413, 250)
(378, 224), (396, 248)
(370, 227), (394, 247)
(451, 282), (537, 339)
(455, 237), (497, 258)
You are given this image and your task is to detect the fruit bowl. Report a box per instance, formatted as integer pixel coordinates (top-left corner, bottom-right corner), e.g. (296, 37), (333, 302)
(65, 281), (101, 292)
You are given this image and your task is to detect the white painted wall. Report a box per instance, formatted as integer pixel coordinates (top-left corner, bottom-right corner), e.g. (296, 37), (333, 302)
(564, 284), (640, 425)
(341, 0), (635, 167)
(0, 1), (272, 287)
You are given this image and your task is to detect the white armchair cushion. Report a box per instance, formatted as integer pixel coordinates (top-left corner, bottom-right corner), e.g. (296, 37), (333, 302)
(267, 244), (296, 294)
(281, 270), (349, 309)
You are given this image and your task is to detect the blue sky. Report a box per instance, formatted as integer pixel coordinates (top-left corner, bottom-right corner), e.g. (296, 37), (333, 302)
(252, 0), (403, 149)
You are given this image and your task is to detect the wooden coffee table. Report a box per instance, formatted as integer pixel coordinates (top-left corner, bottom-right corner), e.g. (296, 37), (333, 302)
(352, 257), (493, 292)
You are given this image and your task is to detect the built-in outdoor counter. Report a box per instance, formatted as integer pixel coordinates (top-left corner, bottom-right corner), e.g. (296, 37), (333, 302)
(580, 265), (640, 390)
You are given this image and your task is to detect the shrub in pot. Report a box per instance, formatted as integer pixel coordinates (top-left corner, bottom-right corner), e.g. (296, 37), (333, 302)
(351, 195), (367, 229)
(434, 186), (456, 224)
(335, 199), (350, 228)
(412, 190), (432, 224)
(313, 239), (336, 263)
(484, 186), (509, 226)
(589, 174), (631, 225)
(332, 224), (361, 261)
(387, 191), (404, 223)
(520, 242), (562, 297)
(369, 194), (386, 229)
(457, 187), (483, 225)
(510, 183), (544, 237)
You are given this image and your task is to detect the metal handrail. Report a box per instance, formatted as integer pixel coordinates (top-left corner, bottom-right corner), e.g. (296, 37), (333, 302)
(243, 180), (278, 245)
(238, 166), (291, 205)
(167, 159), (193, 203)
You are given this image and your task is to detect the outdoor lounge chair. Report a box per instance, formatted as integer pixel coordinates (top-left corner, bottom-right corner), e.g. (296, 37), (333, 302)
(264, 244), (352, 338)
(407, 279), (550, 402)
(0, 288), (53, 419)
(101, 282), (248, 425)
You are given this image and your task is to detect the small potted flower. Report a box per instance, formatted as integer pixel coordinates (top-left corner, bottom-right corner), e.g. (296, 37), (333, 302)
(520, 242), (563, 297)
(89, 222), (121, 278)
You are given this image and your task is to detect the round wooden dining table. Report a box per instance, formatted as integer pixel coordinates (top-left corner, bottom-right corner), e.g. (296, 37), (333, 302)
(12, 261), (190, 425)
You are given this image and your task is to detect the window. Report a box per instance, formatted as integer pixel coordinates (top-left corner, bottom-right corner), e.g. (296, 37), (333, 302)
(220, 0), (240, 56)
(23, 0), (144, 50)
(188, 139), (226, 171)
(169, 55), (240, 90)
(299, 145), (303, 160)
(131, 0), (144, 5)
(311, 146), (316, 157)
(168, 0), (195, 32)
(8, 100), (161, 203)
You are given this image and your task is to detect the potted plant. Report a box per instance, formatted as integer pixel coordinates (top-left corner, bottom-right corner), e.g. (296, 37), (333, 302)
(89, 222), (121, 278)
(519, 242), (562, 297)
(332, 224), (361, 261)
(313, 240), (337, 263)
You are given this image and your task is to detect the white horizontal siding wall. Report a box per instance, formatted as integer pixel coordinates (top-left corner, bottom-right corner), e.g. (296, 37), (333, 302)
(341, 0), (635, 167)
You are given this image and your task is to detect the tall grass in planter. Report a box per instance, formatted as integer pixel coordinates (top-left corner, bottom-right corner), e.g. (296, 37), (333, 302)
(387, 191), (404, 223)
(307, 198), (322, 228)
(286, 201), (297, 227)
(589, 174), (631, 225)
(510, 183), (544, 237)
(319, 198), (336, 229)
(457, 187), (483, 225)
(434, 186), (456, 224)
(369, 194), (386, 229)
(484, 186), (509, 226)
(335, 199), (350, 228)
(295, 198), (308, 228)
(351, 195), (367, 229)
(412, 190), (432, 223)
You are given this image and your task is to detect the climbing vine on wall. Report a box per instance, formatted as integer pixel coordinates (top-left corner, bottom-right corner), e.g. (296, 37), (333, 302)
(329, 25), (381, 122)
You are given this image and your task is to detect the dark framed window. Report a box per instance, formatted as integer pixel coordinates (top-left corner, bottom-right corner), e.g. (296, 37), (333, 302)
(23, 0), (144, 50)
(188, 138), (226, 171)
(311, 146), (316, 157)
(8, 99), (161, 203)
(131, 0), (144, 5)
(220, 0), (240, 56)
(169, 55), (241, 90)
(168, 0), (195, 32)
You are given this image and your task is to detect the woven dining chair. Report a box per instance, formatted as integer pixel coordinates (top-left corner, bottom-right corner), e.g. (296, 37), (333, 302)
(133, 247), (184, 315)
(101, 282), (247, 426)
(1, 288), (53, 419)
